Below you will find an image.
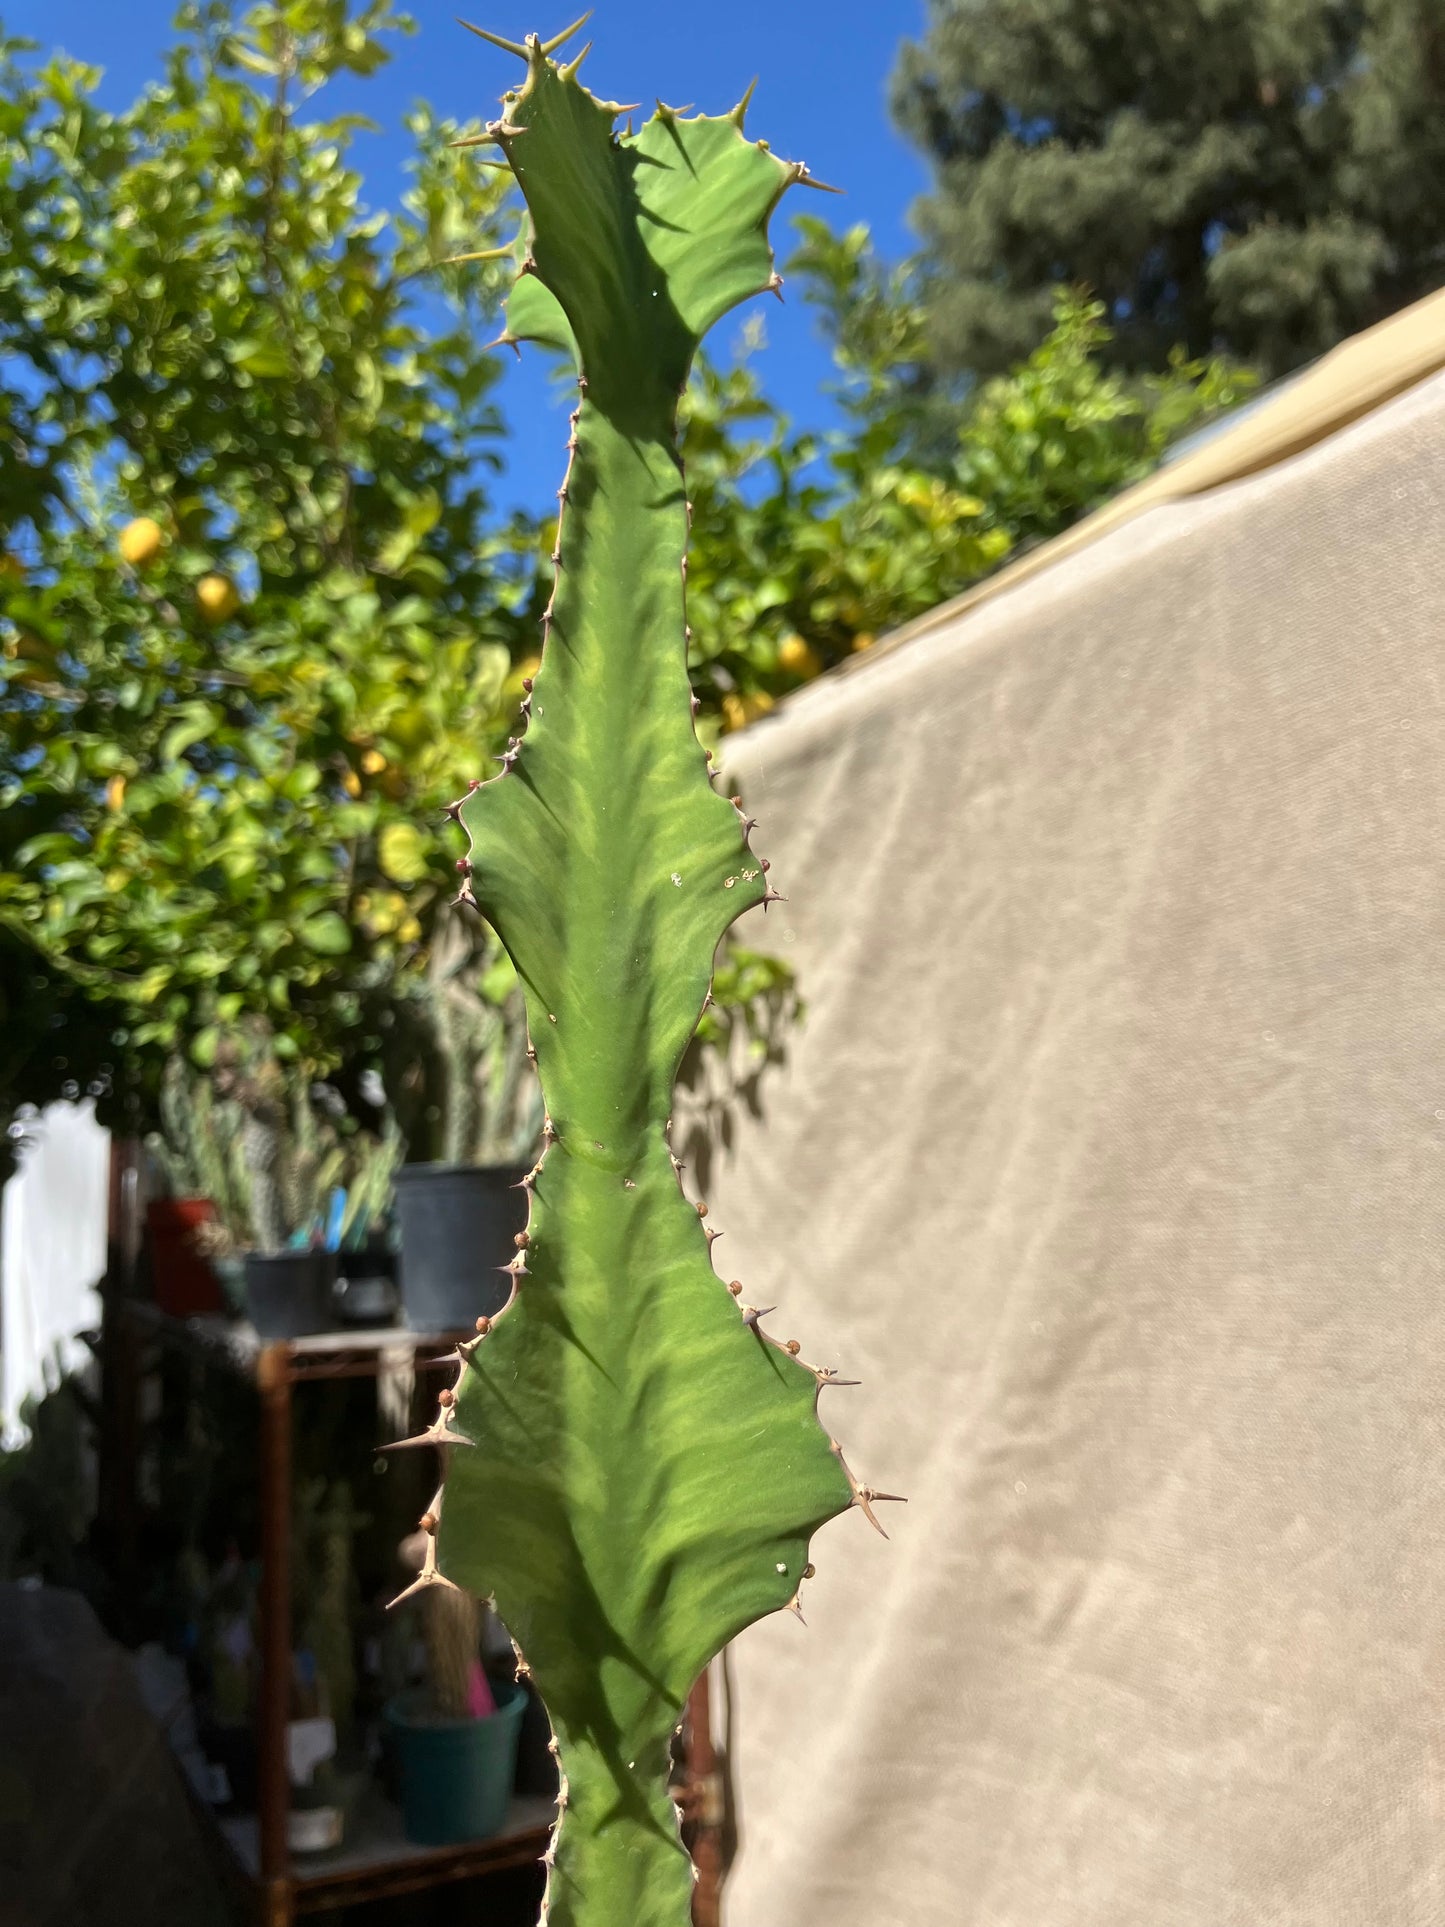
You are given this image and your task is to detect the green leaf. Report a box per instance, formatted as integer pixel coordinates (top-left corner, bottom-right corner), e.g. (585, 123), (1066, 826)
(376, 820), (428, 884)
(160, 706), (215, 764)
(226, 337), (293, 379)
(298, 911), (351, 956)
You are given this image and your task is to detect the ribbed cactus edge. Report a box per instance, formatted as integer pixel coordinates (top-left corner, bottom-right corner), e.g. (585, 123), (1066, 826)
(383, 21), (891, 1926)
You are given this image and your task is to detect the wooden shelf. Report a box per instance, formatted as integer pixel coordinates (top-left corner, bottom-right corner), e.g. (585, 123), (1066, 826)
(117, 1299), (541, 1924)
(216, 1794), (555, 1915)
(124, 1302), (468, 1384)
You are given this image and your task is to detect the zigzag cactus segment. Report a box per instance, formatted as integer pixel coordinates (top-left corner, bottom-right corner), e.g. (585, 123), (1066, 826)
(405, 27), (876, 1927)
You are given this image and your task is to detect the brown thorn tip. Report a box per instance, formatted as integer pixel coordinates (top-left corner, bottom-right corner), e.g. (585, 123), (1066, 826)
(420, 1512), (438, 1533)
(696, 1200), (708, 1217)
(785, 1339), (801, 1355)
(728, 1280), (743, 1295)
(438, 1388), (455, 1407)
(381, 1412), (474, 1451)
(803, 1563), (816, 1580)
(475, 1316), (492, 1334)
(456, 17), (529, 58)
(853, 1486), (906, 1538)
(387, 1566), (461, 1610)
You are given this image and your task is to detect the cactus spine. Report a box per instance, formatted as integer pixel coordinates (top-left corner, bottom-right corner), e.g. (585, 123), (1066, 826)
(388, 22), (885, 1925)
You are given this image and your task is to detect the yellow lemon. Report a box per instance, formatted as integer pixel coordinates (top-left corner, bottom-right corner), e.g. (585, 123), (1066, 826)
(119, 517), (164, 566)
(741, 691), (775, 724)
(720, 692), (746, 733)
(196, 574), (240, 623)
(777, 634), (823, 680)
(397, 916), (422, 945)
(105, 775), (127, 811)
(360, 748), (387, 776)
(341, 770), (362, 798)
(851, 631), (876, 653)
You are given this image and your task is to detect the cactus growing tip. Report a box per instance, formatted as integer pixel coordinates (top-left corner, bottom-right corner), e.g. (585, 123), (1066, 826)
(456, 11), (593, 61)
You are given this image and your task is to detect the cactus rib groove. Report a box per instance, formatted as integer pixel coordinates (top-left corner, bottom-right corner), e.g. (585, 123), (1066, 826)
(397, 28), (878, 1927)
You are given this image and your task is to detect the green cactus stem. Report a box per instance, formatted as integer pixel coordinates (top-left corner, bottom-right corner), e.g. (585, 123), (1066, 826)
(387, 23), (888, 1926)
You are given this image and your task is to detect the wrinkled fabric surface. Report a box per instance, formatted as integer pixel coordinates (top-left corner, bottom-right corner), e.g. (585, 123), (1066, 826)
(693, 369), (1445, 1927)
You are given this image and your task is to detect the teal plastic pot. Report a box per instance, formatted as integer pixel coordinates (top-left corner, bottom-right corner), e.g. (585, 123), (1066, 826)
(384, 1682), (526, 1846)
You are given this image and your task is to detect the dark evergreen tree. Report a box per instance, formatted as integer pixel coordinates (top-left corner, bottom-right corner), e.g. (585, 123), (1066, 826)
(893, 0), (1445, 377)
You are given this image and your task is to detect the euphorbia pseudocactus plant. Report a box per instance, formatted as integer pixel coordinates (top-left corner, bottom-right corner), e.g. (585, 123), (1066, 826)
(388, 19), (894, 1925)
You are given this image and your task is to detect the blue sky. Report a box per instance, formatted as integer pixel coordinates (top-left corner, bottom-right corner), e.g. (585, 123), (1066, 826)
(15, 1), (934, 512)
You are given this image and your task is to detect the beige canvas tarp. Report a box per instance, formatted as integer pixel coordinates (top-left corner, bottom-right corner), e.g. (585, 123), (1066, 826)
(693, 345), (1445, 1927)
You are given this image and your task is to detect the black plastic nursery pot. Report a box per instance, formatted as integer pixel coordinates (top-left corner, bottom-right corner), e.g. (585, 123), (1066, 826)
(242, 1250), (337, 1340)
(333, 1238), (398, 1328)
(392, 1163), (528, 1333)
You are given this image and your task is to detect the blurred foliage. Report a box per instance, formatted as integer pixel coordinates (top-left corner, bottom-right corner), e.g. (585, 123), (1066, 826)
(0, 0), (536, 1100)
(684, 218), (1255, 728)
(892, 0), (1445, 380)
(150, 1024), (403, 1252)
(0, 2), (1254, 1143)
(378, 905), (541, 1167)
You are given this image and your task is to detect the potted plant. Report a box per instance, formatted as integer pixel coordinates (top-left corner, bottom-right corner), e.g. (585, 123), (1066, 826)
(331, 1124), (405, 1327)
(145, 1057), (252, 1317)
(186, 1029), (341, 1339)
(385, 907), (542, 1331)
(383, 1528), (526, 1846)
(181, 1023), (395, 1338)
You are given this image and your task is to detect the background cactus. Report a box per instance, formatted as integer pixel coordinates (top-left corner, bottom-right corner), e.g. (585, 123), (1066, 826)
(390, 22), (889, 1927)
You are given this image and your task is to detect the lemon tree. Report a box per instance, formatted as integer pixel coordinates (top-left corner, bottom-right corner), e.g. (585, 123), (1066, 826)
(0, 1), (542, 1089)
